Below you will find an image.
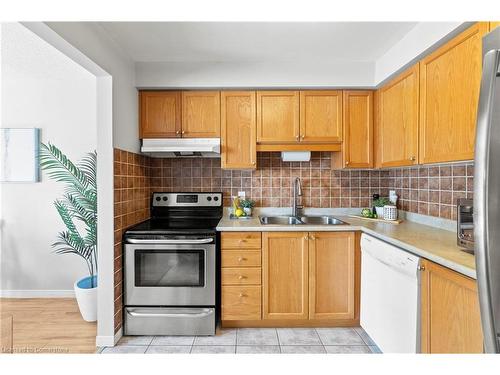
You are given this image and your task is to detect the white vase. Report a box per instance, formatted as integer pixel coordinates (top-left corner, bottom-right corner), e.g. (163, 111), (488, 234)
(375, 207), (384, 217)
(74, 275), (97, 322)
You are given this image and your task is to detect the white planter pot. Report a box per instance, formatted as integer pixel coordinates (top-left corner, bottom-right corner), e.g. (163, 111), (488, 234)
(74, 276), (97, 322)
(375, 207), (384, 217)
(243, 207), (252, 216)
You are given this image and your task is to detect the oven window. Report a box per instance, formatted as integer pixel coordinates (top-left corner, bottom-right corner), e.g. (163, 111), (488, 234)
(135, 250), (205, 287)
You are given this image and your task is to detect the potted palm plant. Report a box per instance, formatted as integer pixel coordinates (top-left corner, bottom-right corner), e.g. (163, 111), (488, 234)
(39, 143), (97, 322)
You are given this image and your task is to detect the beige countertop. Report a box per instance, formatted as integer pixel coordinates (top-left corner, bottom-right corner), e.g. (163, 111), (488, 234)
(216, 210), (476, 279)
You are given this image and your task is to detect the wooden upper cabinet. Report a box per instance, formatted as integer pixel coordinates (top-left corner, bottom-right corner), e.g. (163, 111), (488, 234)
(256, 91), (300, 143)
(341, 90), (374, 168)
(420, 259), (483, 353)
(262, 232), (308, 320)
(309, 232), (355, 320)
(220, 91), (256, 169)
(419, 23), (488, 164)
(490, 21), (500, 31)
(139, 91), (181, 138)
(182, 91), (221, 138)
(375, 65), (419, 168)
(300, 91), (343, 143)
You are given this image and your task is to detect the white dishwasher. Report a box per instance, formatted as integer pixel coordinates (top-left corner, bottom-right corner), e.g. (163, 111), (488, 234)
(360, 234), (421, 353)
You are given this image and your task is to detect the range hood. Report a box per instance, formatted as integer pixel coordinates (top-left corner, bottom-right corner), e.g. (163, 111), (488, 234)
(141, 138), (221, 158)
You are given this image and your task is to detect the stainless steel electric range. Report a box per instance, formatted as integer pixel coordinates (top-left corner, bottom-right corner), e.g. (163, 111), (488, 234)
(123, 192), (222, 336)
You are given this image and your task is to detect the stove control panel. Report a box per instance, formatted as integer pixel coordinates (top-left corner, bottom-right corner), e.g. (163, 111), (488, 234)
(152, 192), (223, 207)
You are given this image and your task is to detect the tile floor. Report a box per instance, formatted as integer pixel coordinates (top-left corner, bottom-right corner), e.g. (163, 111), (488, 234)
(99, 327), (382, 354)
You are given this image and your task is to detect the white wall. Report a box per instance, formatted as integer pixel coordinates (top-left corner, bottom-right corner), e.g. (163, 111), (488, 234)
(136, 60), (375, 88)
(135, 22), (471, 89)
(45, 22), (139, 153)
(0, 23), (97, 295)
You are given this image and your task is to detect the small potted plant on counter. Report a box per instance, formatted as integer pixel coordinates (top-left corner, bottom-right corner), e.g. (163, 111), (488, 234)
(240, 199), (256, 217)
(373, 197), (391, 217)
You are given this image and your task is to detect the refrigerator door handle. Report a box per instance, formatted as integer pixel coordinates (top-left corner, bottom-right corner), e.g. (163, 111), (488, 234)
(474, 48), (500, 353)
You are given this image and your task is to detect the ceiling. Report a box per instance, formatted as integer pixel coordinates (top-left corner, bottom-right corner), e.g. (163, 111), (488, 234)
(98, 22), (418, 63)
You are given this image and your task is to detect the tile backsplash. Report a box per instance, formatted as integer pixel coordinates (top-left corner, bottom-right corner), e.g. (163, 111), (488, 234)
(112, 148), (473, 334)
(113, 149), (151, 334)
(149, 151), (473, 221)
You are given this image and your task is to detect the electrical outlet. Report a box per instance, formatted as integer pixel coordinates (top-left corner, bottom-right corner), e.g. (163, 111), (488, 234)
(238, 191), (246, 199)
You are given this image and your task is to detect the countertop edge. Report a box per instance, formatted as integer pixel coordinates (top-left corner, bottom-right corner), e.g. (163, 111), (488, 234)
(216, 222), (477, 280)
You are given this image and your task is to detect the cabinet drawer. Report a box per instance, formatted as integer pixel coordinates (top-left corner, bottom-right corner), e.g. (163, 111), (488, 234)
(221, 232), (261, 249)
(221, 250), (261, 267)
(222, 267), (261, 285)
(222, 286), (261, 320)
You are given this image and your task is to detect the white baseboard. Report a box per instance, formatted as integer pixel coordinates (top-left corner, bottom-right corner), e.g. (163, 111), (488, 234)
(96, 328), (122, 347)
(0, 290), (75, 298)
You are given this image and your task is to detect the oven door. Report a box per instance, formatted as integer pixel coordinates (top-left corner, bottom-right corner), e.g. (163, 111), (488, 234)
(124, 237), (215, 306)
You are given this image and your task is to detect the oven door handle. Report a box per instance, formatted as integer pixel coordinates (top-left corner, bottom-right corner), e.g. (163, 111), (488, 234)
(126, 308), (214, 318)
(126, 238), (213, 244)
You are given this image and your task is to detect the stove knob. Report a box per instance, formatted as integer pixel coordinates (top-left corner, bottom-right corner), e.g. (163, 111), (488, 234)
(213, 196), (219, 201)
(207, 196), (212, 201)
(155, 196), (161, 201)
(162, 196), (168, 201)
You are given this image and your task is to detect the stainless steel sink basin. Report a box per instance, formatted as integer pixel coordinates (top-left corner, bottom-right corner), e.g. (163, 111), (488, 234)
(299, 216), (348, 225)
(259, 215), (348, 226)
(259, 216), (303, 225)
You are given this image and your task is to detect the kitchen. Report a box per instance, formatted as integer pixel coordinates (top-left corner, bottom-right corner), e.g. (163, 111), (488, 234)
(109, 21), (494, 354)
(1, 11), (500, 368)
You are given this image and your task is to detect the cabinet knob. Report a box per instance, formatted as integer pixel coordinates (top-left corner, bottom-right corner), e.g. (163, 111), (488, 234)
(237, 257), (246, 262)
(239, 239), (246, 243)
(310, 235), (316, 240)
(181, 130), (185, 135)
(296, 135), (300, 141)
(345, 161), (350, 166)
(252, 161), (256, 166)
(409, 156), (416, 161)
(239, 293), (247, 298)
(304, 235), (309, 240)
(175, 130), (180, 135)
(301, 135), (305, 140)
(238, 275), (246, 280)
(418, 265), (425, 271)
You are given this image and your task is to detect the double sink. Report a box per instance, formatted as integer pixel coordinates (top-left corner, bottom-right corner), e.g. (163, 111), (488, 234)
(259, 215), (348, 226)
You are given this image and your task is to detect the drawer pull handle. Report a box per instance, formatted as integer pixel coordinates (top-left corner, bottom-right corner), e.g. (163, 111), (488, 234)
(239, 293), (247, 298)
(238, 257), (246, 262)
(239, 239), (247, 243)
(238, 275), (246, 280)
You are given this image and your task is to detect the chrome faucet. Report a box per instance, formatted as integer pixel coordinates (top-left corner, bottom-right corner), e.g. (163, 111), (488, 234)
(292, 177), (303, 217)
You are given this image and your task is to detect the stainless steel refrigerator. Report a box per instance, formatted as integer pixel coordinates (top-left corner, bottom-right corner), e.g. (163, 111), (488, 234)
(474, 26), (500, 353)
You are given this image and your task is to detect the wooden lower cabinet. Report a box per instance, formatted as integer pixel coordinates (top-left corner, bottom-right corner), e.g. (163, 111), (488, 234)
(222, 286), (261, 320)
(420, 259), (483, 353)
(309, 232), (356, 320)
(262, 232), (309, 320)
(222, 231), (359, 327)
(221, 232), (263, 321)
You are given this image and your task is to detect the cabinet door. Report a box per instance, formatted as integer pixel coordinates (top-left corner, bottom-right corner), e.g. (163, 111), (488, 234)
(262, 232), (308, 320)
(309, 232), (355, 320)
(375, 65), (419, 168)
(300, 90), (342, 143)
(221, 91), (257, 169)
(139, 91), (181, 138)
(419, 23), (488, 164)
(420, 259), (483, 353)
(182, 91), (220, 138)
(257, 91), (300, 143)
(342, 90), (374, 168)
